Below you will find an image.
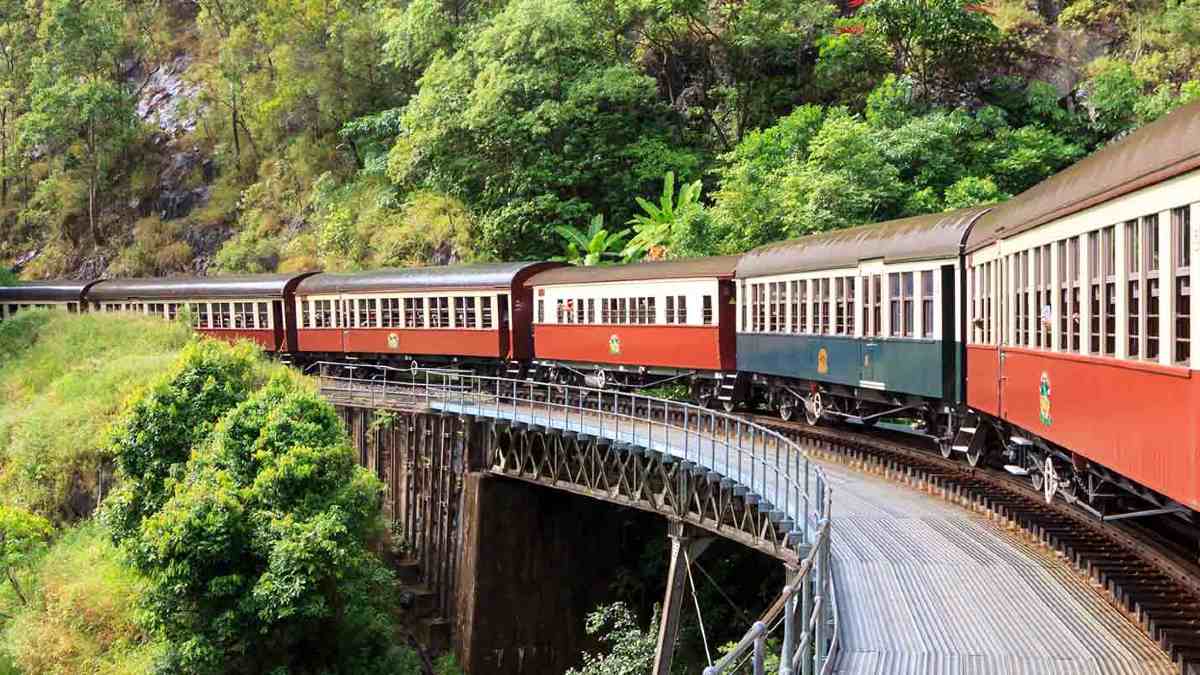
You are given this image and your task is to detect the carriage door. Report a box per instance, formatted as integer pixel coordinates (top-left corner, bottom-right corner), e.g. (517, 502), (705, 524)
(341, 297), (352, 353)
(498, 293), (511, 358)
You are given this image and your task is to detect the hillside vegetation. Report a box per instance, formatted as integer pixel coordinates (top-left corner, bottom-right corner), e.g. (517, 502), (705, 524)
(0, 313), (417, 674)
(0, 0), (1196, 277)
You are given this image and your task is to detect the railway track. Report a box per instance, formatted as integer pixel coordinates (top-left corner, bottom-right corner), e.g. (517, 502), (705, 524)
(748, 414), (1200, 675)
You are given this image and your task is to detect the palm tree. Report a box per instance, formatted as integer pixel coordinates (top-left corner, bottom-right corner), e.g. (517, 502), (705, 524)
(552, 215), (633, 266)
(624, 171), (704, 260)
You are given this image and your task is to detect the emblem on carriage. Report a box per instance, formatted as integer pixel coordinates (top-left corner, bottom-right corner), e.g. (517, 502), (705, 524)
(1038, 371), (1052, 427)
(817, 347), (829, 375)
(387, 332), (400, 349)
(609, 334), (621, 354)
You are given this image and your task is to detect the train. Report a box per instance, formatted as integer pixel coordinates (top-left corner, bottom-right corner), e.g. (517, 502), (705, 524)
(2, 101), (1197, 526)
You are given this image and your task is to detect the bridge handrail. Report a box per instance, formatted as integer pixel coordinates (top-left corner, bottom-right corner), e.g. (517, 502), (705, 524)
(313, 360), (837, 674)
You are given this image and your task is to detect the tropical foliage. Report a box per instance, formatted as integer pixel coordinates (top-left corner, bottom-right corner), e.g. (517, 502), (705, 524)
(0, 0), (1195, 277)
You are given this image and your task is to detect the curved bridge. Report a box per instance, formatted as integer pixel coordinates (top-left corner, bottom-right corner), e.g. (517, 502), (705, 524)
(317, 362), (837, 675)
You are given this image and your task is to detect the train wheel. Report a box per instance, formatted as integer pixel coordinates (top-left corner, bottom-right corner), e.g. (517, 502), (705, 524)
(1042, 457), (1058, 504)
(803, 393), (823, 427)
(965, 443), (984, 468)
(780, 399), (796, 422)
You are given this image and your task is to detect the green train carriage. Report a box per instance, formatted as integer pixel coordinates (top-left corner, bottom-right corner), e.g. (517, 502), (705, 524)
(733, 207), (992, 443)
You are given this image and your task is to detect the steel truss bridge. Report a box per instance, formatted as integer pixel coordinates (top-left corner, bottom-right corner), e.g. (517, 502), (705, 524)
(316, 361), (837, 675)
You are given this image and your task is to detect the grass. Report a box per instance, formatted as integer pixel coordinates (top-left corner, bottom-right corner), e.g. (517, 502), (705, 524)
(0, 311), (193, 521)
(2, 523), (163, 675)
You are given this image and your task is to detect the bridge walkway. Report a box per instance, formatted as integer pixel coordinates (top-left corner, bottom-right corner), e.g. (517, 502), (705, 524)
(823, 461), (1173, 675)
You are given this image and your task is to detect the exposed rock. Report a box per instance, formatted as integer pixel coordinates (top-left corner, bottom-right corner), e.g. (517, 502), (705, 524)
(136, 55), (203, 138)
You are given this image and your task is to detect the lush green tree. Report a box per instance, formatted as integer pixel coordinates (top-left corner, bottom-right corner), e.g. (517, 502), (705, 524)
(708, 105), (825, 254)
(388, 0), (701, 260)
(19, 0), (139, 246)
(132, 376), (403, 674)
(859, 0), (1000, 102)
(625, 0), (833, 148)
(553, 215), (632, 266)
(103, 340), (260, 544)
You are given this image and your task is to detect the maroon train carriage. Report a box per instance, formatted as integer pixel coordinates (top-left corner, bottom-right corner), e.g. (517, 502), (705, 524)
(962, 100), (1200, 515)
(526, 256), (739, 404)
(86, 274), (314, 352)
(0, 280), (98, 321)
(292, 263), (559, 370)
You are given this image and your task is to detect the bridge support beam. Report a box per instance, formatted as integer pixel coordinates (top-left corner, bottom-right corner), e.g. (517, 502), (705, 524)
(653, 520), (714, 675)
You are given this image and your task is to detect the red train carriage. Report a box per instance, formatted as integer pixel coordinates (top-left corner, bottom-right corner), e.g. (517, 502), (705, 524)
(526, 257), (739, 401)
(86, 274), (313, 352)
(0, 280), (98, 320)
(293, 263), (558, 368)
(964, 101), (1200, 514)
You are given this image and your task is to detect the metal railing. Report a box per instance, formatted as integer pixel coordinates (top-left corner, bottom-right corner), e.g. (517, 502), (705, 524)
(314, 361), (836, 674)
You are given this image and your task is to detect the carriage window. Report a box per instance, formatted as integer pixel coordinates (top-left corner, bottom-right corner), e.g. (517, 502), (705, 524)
(618, 297), (628, 324)
(1088, 232), (1101, 354)
(381, 298), (400, 327)
(675, 296), (685, 324)
(599, 298), (609, 323)
(405, 298), (425, 328)
(844, 276), (856, 335)
(311, 300), (328, 328)
(1039, 246), (1051, 348)
(834, 278), (845, 335)
(167, 303), (178, 321)
(1126, 221), (1141, 358)
(193, 303), (208, 328)
(750, 285), (760, 332)
(889, 273), (901, 337)
(1103, 226), (1116, 356)
(795, 280), (808, 333)
(256, 302), (268, 328)
(431, 297), (449, 327)
(863, 276), (873, 337)
(1174, 206), (1191, 365)
(819, 278), (830, 334)
(921, 270), (934, 337)
(482, 297), (495, 328)
(239, 302), (257, 328)
(213, 302), (231, 329)
(983, 263), (993, 344)
(576, 298), (586, 324)
(357, 298), (374, 328)
(666, 296), (675, 324)
(902, 272), (915, 337)
(767, 283), (778, 332)
(537, 298), (546, 324)
(148, 303), (164, 318)
(703, 295), (713, 325)
(1145, 216), (1160, 360)
(648, 296), (657, 324)
(587, 298), (595, 325)
(455, 297), (477, 328)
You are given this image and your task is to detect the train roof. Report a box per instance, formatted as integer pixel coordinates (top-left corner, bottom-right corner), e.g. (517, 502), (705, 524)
(0, 280), (95, 303)
(527, 256), (740, 286)
(967, 100), (1200, 252)
(87, 273), (313, 301)
(296, 262), (559, 295)
(735, 206), (992, 278)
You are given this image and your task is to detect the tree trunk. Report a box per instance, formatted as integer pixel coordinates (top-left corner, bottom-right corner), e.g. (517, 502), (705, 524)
(1, 106), (7, 208)
(232, 104), (241, 162)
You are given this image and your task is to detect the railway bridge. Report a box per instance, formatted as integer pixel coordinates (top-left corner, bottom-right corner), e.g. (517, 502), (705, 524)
(318, 362), (1179, 675)
(319, 362), (836, 675)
